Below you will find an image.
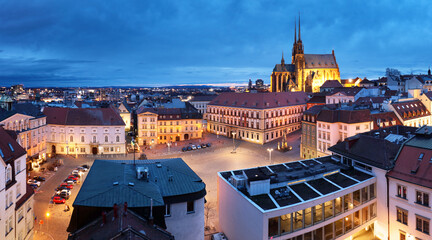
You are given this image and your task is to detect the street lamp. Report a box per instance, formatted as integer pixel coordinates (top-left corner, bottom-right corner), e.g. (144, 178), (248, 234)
(232, 132), (236, 153)
(46, 212), (50, 231)
(217, 131), (219, 138)
(267, 148), (274, 165)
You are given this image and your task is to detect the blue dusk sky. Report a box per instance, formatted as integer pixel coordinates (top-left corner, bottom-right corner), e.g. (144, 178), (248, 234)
(0, 0), (431, 87)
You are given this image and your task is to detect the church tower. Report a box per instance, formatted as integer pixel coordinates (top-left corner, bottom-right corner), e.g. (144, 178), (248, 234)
(293, 15), (305, 91)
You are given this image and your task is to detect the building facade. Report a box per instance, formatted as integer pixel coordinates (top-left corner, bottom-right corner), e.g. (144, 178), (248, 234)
(0, 103), (47, 165)
(385, 99), (431, 127)
(206, 92), (308, 144)
(137, 107), (203, 145)
(0, 127), (34, 240)
(189, 96), (216, 115)
(300, 105), (324, 159)
(270, 18), (340, 93)
(43, 107), (126, 155)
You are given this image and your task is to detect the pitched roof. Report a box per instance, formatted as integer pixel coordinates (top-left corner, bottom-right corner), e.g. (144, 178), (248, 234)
(273, 63), (295, 72)
(0, 127), (26, 163)
(190, 95), (217, 102)
(304, 105), (325, 115)
(391, 100), (431, 121)
(424, 91), (432, 101)
(208, 92), (309, 109)
(329, 87), (364, 96)
(73, 159), (206, 208)
(43, 107), (125, 126)
(304, 54), (338, 69)
(307, 95), (326, 104)
(320, 80), (343, 89)
(371, 111), (403, 130)
(317, 109), (371, 123)
(354, 97), (387, 106)
(0, 103), (45, 122)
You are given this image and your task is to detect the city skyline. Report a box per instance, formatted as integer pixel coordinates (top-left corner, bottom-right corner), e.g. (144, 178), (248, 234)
(1, 0), (432, 87)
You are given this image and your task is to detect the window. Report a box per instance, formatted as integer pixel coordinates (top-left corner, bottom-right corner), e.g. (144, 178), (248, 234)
(16, 159), (21, 174)
(397, 207), (408, 225)
(165, 204), (171, 216)
(419, 153), (425, 161)
(70, 135), (73, 142)
(6, 165), (12, 183)
(416, 215), (430, 234)
(105, 136), (109, 142)
(16, 182), (21, 198)
(397, 185), (407, 199)
(187, 200), (194, 213)
(356, 126), (360, 130)
(116, 136), (120, 142)
(93, 136), (96, 142)
(81, 136), (85, 142)
(8, 143), (14, 152)
(416, 191), (429, 207)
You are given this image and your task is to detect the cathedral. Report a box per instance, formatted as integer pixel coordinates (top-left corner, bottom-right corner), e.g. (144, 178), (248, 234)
(270, 17), (341, 93)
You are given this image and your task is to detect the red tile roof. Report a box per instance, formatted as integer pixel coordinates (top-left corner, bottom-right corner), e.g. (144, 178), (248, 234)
(371, 111), (402, 130)
(317, 109), (371, 123)
(0, 127), (26, 163)
(208, 92), (309, 109)
(320, 80), (343, 89)
(391, 100), (431, 121)
(43, 107), (125, 126)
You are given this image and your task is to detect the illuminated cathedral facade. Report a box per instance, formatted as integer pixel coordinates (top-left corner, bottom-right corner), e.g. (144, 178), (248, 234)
(270, 17), (341, 93)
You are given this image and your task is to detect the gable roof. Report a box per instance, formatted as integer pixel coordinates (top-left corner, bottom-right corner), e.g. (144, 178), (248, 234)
(189, 95), (217, 102)
(273, 63), (295, 72)
(329, 87), (364, 97)
(43, 107), (125, 126)
(320, 80), (343, 89)
(317, 109), (371, 124)
(304, 54), (338, 69)
(209, 92), (309, 109)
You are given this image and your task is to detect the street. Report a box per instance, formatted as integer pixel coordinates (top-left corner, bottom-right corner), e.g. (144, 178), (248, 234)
(32, 130), (302, 239)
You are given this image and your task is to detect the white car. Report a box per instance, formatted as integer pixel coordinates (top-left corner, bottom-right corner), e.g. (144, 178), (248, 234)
(56, 189), (71, 196)
(191, 145), (197, 150)
(27, 179), (41, 187)
(72, 169), (79, 175)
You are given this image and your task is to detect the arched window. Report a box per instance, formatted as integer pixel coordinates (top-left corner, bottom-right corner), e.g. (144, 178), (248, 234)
(81, 136), (85, 142)
(70, 136), (73, 142)
(116, 136), (120, 142)
(105, 136), (109, 142)
(93, 136), (96, 143)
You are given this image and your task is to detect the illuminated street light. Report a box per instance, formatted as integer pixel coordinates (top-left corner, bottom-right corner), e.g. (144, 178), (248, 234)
(267, 148), (274, 165)
(232, 132), (236, 153)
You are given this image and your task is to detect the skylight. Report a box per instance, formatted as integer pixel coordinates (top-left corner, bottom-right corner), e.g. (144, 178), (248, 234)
(0, 149), (3, 158)
(418, 153), (424, 161)
(8, 143), (14, 152)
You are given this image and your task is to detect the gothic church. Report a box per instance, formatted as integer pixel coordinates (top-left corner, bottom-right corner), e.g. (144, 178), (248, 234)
(270, 17), (340, 93)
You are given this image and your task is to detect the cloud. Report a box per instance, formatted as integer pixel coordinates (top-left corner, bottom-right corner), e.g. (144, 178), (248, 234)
(0, 0), (431, 87)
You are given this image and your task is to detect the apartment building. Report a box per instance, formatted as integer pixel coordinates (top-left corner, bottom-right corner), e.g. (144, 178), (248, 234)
(387, 126), (432, 240)
(136, 105), (203, 145)
(385, 99), (431, 127)
(189, 95), (216, 115)
(43, 107), (126, 155)
(300, 105), (325, 159)
(0, 127), (34, 240)
(207, 92), (308, 144)
(0, 103), (47, 162)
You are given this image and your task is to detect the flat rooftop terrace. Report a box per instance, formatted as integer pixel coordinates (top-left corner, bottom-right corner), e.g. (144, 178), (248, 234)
(219, 156), (375, 211)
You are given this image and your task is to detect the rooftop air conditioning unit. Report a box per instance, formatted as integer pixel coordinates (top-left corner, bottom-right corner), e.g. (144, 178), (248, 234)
(229, 175), (246, 190)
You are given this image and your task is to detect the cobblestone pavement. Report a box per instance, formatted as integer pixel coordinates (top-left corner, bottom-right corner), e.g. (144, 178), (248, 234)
(33, 130), (302, 239)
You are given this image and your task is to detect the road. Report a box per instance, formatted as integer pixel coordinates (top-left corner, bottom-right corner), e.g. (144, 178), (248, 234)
(32, 130), (302, 239)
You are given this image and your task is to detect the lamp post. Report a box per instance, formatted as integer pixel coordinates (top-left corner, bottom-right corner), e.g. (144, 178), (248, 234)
(131, 137), (136, 165)
(46, 212), (50, 231)
(167, 142), (171, 152)
(267, 148), (274, 165)
(217, 131), (219, 138)
(232, 132), (236, 153)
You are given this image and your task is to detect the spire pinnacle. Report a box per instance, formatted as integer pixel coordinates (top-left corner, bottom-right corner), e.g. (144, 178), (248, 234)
(298, 13), (301, 41)
(294, 18), (297, 43)
(281, 51), (285, 65)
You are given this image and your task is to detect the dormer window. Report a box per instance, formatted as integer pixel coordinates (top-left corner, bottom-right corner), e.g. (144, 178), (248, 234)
(8, 143), (14, 152)
(419, 153), (425, 161)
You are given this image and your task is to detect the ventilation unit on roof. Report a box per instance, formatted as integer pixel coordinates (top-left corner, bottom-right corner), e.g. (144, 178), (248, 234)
(136, 167), (149, 181)
(229, 175), (246, 190)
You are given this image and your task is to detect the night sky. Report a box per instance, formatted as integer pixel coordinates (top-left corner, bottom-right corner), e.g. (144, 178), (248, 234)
(0, 0), (431, 87)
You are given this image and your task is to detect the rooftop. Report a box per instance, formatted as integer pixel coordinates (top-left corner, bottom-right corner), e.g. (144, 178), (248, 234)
(73, 159), (206, 208)
(209, 92), (309, 109)
(219, 156), (374, 212)
(391, 99), (430, 121)
(43, 107), (125, 126)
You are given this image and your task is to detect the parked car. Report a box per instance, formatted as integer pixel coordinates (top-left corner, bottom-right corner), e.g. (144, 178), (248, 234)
(191, 145), (197, 150)
(201, 144), (207, 148)
(59, 192), (70, 200)
(53, 196), (66, 204)
(68, 175), (79, 180)
(60, 183), (73, 189)
(182, 147), (187, 152)
(206, 143), (212, 147)
(72, 169), (79, 175)
(78, 167), (88, 172)
(28, 183), (38, 189)
(56, 186), (69, 192)
(82, 164), (89, 169)
(33, 176), (46, 181)
(187, 146), (192, 151)
(197, 145), (202, 149)
(64, 179), (75, 185)
(56, 189), (71, 196)
(27, 179), (41, 187)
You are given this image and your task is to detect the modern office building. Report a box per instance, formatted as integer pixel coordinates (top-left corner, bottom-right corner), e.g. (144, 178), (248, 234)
(207, 92), (308, 144)
(68, 158), (206, 240)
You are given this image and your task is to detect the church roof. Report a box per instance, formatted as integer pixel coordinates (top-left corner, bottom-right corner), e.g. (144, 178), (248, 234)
(320, 80), (343, 88)
(304, 54), (338, 69)
(273, 63), (295, 73)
